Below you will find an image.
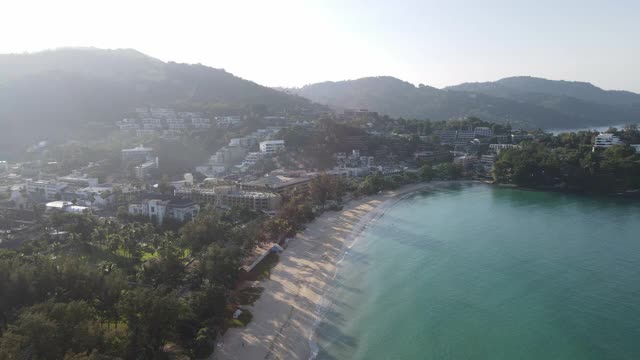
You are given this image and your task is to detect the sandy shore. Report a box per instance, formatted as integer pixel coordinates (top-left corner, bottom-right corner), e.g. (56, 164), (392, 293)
(212, 181), (460, 360)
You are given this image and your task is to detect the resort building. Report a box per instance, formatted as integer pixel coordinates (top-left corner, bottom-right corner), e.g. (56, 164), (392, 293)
(25, 180), (67, 201)
(216, 116), (243, 127)
(45, 201), (89, 214)
(474, 127), (493, 137)
(58, 174), (99, 188)
(174, 186), (281, 211)
(592, 133), (623, 151)
(241, 173), (311, 195)
(489, 144), (521, 154)
(121, 145), (154, 165)
(128, 198), (200, 225)
(259, 140), (285, 154)
(134, 158), (159, 180)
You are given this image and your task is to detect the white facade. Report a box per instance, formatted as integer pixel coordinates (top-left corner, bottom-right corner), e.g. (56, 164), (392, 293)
(26, 180), (67, 201)
(0, 161), (8, 173)
(631, 144), (640, 153)
(593, 133), (623, 150)
(129, 199), (200, 225)
(260, 140), (285, 154)
(489, 143), (521, 154)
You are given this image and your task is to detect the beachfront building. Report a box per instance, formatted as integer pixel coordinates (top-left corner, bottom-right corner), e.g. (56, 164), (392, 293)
(592, 133), (623, 151)
(174, 186), (281, 211)
(259, 140), (285, 154)
(241, 173), (311, 196)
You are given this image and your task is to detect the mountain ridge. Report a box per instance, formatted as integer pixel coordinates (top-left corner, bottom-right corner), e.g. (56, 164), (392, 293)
(290, 75), (640, 129)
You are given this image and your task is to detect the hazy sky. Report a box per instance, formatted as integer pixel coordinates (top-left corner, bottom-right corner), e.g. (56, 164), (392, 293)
(3, 0), (639, 91)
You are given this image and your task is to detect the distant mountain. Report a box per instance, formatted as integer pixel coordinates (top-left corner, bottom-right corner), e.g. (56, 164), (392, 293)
(292, 76), (640, 129)
(0, 47), (316, 151)
(448, 76), (640, 107)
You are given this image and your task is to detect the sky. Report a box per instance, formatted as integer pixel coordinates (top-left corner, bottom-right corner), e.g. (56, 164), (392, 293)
(2, 0), (639, 92)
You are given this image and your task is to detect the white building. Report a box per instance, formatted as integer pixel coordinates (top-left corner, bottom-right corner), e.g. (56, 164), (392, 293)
(191, 117), (212, 129)
(174, 186), (281, 211)
(216, 116), (243, 127)
(134, 158), (159, 180)
(0, 161), (8, 173)
(489, 143), (521, 154)
(116, 119), (139, 131)
(45, 201), (89, 214)
(25, 180), (67, 201)
(631, 144), (640, 153)
(128, 198), (200, 225)
(122, 145), (154, 164)
(260, 140), (285, 154)
(593, 133), (623, 151)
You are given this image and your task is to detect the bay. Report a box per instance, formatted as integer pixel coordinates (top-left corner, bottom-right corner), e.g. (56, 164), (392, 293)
(315, 183), (640, 360)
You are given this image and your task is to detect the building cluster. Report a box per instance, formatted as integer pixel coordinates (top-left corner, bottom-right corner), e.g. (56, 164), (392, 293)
(6, 172), (114, 212)
(196, 127), (285, 177)
(333, 150), (375, 177)
(592, 133), (640, 152)
(121, 145), (158, 180)
(116, 107), (233, 138)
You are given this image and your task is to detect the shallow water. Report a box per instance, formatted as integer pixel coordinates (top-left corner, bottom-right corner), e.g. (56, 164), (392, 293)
(314, 183), (640, 360)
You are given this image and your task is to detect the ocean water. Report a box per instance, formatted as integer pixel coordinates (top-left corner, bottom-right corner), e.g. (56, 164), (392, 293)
(314, 183), (640, 360)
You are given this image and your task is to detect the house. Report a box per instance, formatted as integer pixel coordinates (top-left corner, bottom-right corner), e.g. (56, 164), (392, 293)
(259, 140), (285, 154)
(631, 144), (640, 153)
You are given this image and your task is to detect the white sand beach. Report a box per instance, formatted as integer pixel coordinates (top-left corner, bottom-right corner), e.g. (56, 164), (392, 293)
(212, 182), (458, 360)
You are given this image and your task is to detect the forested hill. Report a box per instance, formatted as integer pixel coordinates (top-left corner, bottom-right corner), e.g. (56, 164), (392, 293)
(0, 48), (317, 150)
(291, 76), (640, 129)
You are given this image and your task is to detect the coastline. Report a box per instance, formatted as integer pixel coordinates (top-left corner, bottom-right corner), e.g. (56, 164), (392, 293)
(212, 181), (473, 360)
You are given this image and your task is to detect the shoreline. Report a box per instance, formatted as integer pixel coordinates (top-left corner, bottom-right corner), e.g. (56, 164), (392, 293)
(212, 181), (475, 360)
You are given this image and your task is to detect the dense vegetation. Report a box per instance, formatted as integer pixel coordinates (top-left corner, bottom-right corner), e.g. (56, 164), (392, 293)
(0, 170), (363, 358)
(292, 76), (640, 129)
(493, 127), (640, 193)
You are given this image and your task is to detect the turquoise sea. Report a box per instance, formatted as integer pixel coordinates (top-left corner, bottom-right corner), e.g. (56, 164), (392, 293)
(314, 183), (640, 360)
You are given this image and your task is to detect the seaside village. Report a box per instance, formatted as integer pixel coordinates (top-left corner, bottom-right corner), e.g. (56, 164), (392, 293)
(2, 107), (640, 271)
